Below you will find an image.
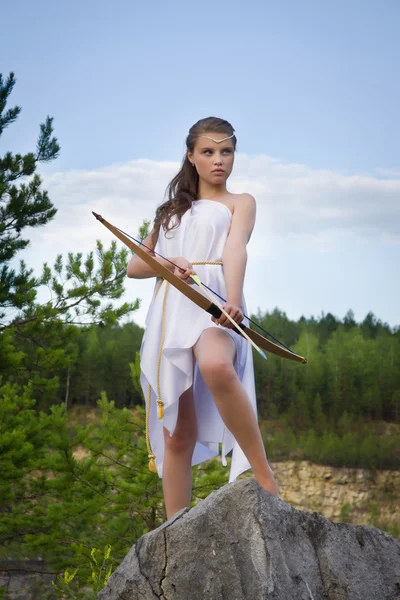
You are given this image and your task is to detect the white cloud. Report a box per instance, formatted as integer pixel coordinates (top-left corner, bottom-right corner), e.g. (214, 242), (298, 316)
(230, 155), (400, 238)
(35, 153), (400, 252)
(20, 154), (400, 328)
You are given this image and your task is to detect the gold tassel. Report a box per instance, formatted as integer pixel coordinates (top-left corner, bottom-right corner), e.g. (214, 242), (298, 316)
(145, 280), (167, 475)
(146, 384), (157, 473)
(148, 454), (157, 473)
(157, 402), (164, 419)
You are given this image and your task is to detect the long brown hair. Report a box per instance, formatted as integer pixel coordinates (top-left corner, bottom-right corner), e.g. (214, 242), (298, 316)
(152, 117), (237, 244)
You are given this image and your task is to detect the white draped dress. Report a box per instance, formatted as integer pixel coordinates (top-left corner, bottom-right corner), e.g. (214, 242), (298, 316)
(140, 199), (257, 483)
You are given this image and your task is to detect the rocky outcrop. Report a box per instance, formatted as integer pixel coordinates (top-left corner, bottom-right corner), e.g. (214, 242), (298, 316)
(0, 560), (56, 600)
(96, 478), (400, 600)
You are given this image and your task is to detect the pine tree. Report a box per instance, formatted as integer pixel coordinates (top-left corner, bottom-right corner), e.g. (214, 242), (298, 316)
(0, 72), (59, 265)
(0, 72), (139, 405)
(0, 72), (139, 591)
(312, 393), (327, 434)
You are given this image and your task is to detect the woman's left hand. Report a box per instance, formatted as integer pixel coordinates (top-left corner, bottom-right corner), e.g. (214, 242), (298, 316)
(211, 303), (244, 329)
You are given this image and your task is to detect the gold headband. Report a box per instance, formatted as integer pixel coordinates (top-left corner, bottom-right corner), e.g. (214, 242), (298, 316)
(197, 133), (235, 144)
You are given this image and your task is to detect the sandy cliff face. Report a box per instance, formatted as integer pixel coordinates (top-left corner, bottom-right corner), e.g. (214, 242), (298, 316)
(273, 460), (400, 532)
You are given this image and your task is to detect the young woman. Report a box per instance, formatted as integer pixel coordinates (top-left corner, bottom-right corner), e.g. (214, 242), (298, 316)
(127, 117), (278, 519)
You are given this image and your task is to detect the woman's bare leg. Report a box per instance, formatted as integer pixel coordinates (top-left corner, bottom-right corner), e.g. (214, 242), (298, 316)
(194, 328), (278, 496)
(162, 386), (198, 519)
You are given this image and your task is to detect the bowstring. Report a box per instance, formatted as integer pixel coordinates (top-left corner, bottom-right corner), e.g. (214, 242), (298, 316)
(118, 226), (294, 354)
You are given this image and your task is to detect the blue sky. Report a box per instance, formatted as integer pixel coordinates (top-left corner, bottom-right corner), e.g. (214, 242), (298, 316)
(2, 0), (399, 328)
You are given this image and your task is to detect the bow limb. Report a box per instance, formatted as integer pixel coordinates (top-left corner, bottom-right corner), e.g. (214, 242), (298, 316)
(92, 212), (307, 364)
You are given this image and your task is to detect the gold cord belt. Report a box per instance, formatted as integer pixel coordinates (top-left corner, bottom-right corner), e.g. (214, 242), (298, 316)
(145, 261), (223, 472)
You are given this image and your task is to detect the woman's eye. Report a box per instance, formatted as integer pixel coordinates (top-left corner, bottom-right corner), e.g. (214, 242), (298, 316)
(202, 148), (232, 155)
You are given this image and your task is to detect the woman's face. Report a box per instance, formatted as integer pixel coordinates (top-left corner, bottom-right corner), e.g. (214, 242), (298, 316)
(188, 132), (235, 184)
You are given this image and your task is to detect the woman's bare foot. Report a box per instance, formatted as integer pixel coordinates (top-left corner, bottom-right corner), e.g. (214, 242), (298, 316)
(255, 467), (279, 496)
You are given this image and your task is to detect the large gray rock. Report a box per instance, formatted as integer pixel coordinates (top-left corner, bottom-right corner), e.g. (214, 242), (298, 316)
(97, 478), (400, 600)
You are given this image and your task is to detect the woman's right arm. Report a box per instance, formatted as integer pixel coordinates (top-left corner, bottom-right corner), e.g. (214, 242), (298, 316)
(126, 229), (194, 280)
(126, 229), (168, 279)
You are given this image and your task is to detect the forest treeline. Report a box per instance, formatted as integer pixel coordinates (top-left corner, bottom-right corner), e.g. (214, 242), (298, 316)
(253, 307), (400, 423)
(27, 307), (400, 426)
(25, 301), (397, 427)
(41, 308), (400, 472)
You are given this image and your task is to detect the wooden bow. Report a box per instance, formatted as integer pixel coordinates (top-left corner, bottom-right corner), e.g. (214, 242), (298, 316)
(92, 212), (307, 364)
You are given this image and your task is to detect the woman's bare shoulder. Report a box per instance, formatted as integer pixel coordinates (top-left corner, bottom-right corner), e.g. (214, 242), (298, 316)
(229, 192), (256, 214)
